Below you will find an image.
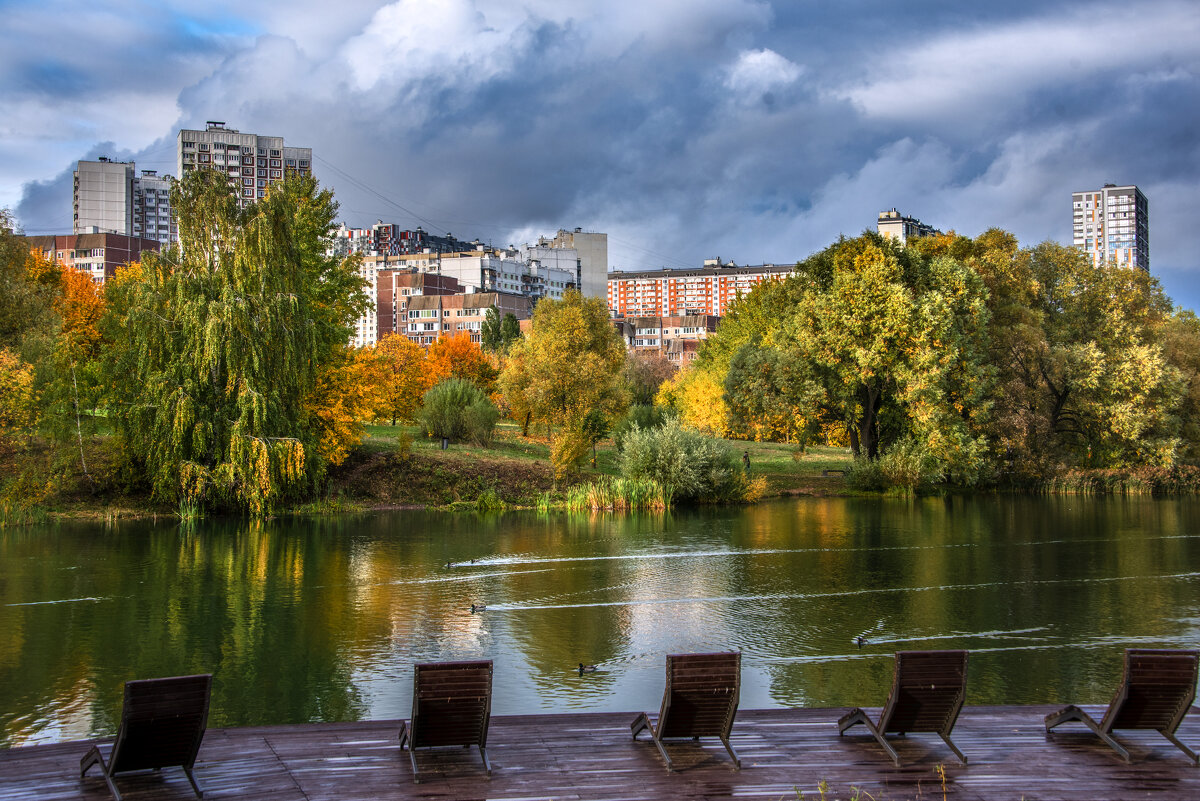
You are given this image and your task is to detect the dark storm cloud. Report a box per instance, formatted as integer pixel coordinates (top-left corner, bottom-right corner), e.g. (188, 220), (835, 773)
(6, 0), (1200, 306)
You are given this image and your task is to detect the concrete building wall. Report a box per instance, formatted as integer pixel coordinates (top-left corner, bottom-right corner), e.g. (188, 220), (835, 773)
(547, 228), (608, 299)
(608, 263), (793, 317)
(73, 159), (134, 236)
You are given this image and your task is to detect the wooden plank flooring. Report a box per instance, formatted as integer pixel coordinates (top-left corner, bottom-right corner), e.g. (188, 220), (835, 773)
(3, 706), (1199, 800)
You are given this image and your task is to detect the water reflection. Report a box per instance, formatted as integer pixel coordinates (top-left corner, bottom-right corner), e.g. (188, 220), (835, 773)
(2, 496), (1199, 746)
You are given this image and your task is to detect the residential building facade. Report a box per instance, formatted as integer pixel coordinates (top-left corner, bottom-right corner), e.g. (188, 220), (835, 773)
(73, 159), (179, 246)
(541, 228), (608, 299)
(876, 209), (940, 244)
(1072, 184), (1149, 271)
(177, 121), (312, 205)
(331, 222), (477, 258)
(404, 291), (532, 346)
(615, 314), (720, 364)
(607, 261), (793, 317)
(24, 232), (161, 284)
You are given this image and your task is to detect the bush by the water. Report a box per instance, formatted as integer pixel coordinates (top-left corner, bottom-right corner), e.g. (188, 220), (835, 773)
(612, 404), (670, 452)
(619, 418), (757, 503)
(419, 378), (499, 445)
(847, 440), (944, 492)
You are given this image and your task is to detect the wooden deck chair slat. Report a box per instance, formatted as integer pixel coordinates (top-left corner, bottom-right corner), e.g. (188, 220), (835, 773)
(838, 651), (969, 766)
(80, 674), (212, 801)
(1046, 648), (1198, 764)
(399, 660), (493, 782)
(632, 651), (741, 772)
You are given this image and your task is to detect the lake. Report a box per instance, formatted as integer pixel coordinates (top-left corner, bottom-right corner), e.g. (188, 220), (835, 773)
(2, 496), (1199, 747)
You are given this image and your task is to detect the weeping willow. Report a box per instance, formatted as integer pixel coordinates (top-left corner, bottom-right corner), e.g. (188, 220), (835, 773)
(103, 169), (366, 514)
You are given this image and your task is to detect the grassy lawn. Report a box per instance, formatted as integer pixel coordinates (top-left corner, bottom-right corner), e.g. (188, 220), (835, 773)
(343, 422), (853, 508)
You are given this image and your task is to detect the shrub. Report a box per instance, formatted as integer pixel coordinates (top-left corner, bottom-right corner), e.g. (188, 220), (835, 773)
(419, 378), (498, 444)
(612, 404), (669, 452)
(551, 429), (590, 481)
(619, 418), (752, 503)
(847, 440), (943, 492)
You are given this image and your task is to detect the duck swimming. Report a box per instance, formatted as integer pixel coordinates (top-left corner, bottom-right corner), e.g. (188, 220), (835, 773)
(470, 603), (486, 613)
(578, 662), (597, 675)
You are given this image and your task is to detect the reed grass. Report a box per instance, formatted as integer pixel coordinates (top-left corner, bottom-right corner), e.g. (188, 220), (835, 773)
(551, 476), (672, 512)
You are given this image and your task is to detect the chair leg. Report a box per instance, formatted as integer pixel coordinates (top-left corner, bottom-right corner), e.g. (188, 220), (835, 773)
(837, 708), (870, 734)
(721, 735), (741, 770)
(631, 712), (651, 740)
(1161, 730), (1199, 765)
(409, 746), (421, 783)
(939, 733), (968, 765)
(80, 745), (104, 778)
(1046, 706), (1131, 763)
(184, 765), (204, 798)
(651, 733), (675, 772)
(398, 720), (409, 749)
(479, 745), (492, 777)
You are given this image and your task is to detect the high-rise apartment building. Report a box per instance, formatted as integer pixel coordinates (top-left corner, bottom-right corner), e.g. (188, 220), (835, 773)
(177, 121), (312, 205)
(607, 260), (793, 318)
(73, 158), (178, 245)
(1072, 184), (1149, 271)
(541, 228), (608, 299)
(24, 233), (161, 284)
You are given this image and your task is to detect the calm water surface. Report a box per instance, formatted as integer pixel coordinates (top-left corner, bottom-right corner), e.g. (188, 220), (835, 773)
(3, 496), (1199, 746)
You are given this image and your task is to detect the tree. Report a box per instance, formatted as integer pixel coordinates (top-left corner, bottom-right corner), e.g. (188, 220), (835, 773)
(579, 408), (609, 466)
(101, 170), (368, 514)
(372, 333), (432, 425)
(622, 351), (677, 405)
(655, 365), (729, 437)
(498, 289), (627, 438)
(0, 347), (35, 456)
(0, 210), (61, 355)
(480, 307), (522, 353)
(428, 331), (498, 391)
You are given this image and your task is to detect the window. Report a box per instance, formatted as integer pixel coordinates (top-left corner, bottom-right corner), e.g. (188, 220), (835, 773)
(270, 150), (281, 157)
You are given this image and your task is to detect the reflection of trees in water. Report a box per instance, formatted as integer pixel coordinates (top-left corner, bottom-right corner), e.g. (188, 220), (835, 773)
(3, 498), (1199, 745)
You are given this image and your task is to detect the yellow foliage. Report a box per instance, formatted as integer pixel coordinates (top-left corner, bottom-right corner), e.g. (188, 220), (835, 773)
(304, 347), (385, 467)
(656, 365), (728, 437)
(0, 348), (36, 444)
(55, 265), (105, 363)
(372, 333), (432, 424)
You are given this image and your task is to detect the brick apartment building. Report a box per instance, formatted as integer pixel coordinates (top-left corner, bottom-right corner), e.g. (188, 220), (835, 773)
(23, 232), (161, 284)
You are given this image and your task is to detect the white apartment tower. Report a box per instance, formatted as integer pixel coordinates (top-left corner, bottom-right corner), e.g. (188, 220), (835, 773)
(73, 158), (178, 245)
(1072, 184), (1149, 271)
(177, 121), (312, 205)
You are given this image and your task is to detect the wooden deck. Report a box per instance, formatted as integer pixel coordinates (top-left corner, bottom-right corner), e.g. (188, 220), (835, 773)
(3, 706), (1198, 800)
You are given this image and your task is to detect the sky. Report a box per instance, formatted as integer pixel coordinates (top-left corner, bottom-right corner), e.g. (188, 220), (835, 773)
(3, 0), (1199, 309)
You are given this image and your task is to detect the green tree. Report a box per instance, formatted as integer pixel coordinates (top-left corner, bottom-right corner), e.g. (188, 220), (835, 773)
(771, 235), (993, 478)
(100, 170), (367, 514)
(498, 289), (627, 438)
(0, 210), (62, 356)
(480, 306), (522, 353)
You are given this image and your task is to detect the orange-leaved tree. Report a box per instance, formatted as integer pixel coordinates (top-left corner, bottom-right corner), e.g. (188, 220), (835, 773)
(427, 332), (498, 392)
(373, 333), (433, 425)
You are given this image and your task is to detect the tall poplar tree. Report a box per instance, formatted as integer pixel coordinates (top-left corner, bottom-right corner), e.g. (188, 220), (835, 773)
(102, 170), (367, 514)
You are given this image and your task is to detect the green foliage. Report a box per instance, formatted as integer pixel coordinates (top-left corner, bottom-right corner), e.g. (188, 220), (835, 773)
(619, 418), (752, 503)
(612, 403), (669, 452)
(0, 209), (63, 355)
(100, 170), (367, 515)
(474, 488), (507, 512)
(419, 378), (499, 445)
(480, 306), (522, 353)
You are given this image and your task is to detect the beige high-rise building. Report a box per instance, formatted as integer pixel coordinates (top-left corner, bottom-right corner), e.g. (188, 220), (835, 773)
(1072, 184), (1149, 271)
(544, 228), (608, 299)
(177, 121), (312, 206)
(73, 159), (178, 245)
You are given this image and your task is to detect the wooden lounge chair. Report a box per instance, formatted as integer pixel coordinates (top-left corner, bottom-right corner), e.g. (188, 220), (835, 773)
(1045, 648), (1199, 764)
(398, 660), (493, 782)
(80, 674), (212, 801)
(838, 650), (969, 765)
(631, 651), (741, 771)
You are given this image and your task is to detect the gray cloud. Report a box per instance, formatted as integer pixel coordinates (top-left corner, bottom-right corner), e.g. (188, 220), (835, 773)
(8, 0), (1200, 308)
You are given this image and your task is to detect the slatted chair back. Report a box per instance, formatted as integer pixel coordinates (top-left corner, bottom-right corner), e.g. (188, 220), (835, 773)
(878, 650), (968, 736)
(108, 674), (211, 774)
(409, 660), (493, 749)
(656, 651), (740, 740)
(1103, 649), (1198, 733)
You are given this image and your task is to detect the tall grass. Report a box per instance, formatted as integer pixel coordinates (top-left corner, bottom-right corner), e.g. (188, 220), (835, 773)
(559, 477), (672, 512)
(0, 500), (47, 527)
(1045, 465), (1200, 495)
